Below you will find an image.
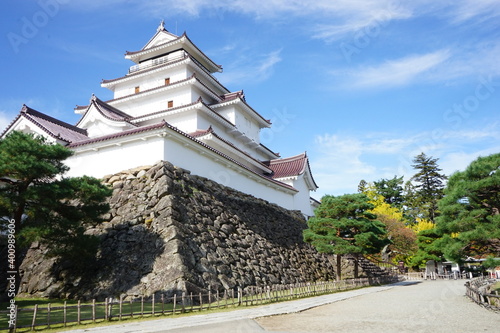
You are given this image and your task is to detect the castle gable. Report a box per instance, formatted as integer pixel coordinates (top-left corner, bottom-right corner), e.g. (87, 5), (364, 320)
(2, 105), (88, 145)
(76, 95), (136, 138)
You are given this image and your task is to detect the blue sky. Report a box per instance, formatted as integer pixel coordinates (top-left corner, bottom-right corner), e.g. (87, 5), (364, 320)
(1, 0), (499, 198)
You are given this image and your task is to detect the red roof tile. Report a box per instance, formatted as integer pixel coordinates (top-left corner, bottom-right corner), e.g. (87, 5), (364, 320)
(266, 153), (308, 178)
(266, 153), (318, 189)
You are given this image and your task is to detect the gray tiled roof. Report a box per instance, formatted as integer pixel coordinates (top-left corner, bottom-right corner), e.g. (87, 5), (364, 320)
(2, 105), (88, 144)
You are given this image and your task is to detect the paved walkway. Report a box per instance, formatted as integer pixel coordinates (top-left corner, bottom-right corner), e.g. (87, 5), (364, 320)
(62, 282), (405, 333)
(62, 280), (499, 333)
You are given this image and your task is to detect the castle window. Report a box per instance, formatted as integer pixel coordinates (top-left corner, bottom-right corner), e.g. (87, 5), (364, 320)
(165, 78), (170, 85)
(168, 100), (173, 108)
(135, 86), (140, 94)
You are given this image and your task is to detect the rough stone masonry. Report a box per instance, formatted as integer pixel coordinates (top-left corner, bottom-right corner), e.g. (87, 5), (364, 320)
(17, 161), (362, 300)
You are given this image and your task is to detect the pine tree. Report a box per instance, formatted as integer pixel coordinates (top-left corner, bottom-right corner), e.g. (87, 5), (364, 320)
(434, 153), (500, 262)
(0, 131), (112, 291)
(303, 193), (389, 280)
(373, 176), (405, 208)
(410, 153), (447, 223)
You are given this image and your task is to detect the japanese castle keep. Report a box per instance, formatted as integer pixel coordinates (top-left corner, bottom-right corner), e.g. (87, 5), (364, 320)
(2, 21), (319, 217)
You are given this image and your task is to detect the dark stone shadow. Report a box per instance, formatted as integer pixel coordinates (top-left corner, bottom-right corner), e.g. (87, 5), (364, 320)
(48, 223), (164, 301)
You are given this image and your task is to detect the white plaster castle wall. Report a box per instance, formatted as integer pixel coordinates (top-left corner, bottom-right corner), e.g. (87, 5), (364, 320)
(112, 65), (188, 100)
(65, 134), (300, 213)
(216, 106), (236, 125)
(110, 86), (193, 118)
(84, 119), (130, 138)
(234, 111), (260, 143)
(291, 175), (315, 217)
(66, 137), (165, 179)
(162, 137), (296, 211)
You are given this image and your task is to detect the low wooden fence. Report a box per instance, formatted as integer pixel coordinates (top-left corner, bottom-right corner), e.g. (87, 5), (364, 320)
(402, 272), (424, 280)
(465, 276), (500, 312)
(1, 275), (400, 332)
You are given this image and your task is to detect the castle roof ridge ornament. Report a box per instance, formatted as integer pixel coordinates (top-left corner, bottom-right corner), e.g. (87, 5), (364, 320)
(157, 20), (166, 32)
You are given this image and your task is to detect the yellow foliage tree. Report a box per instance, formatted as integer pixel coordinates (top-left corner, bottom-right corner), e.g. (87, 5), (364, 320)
(410, 218), (435, 234)
(363, 183), (418, 265)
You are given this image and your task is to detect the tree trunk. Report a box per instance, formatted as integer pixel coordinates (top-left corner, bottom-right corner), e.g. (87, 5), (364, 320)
(354, 254), (359, 279)
(336, 254), (342, 281)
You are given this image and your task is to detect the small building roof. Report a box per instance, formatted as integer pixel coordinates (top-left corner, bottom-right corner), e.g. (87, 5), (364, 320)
(265, 153), (319, 190)
(1, 105), (88, 144)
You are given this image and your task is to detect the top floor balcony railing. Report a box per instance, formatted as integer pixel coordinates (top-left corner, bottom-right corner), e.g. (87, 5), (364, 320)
(129, 51), (187, 74)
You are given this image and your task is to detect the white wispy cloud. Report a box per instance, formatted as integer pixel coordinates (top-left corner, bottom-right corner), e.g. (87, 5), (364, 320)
(333, 50), (451, 89)
(310, 126), (500, 196)
(447, 0), (500, 24)
(311, 2), (412, 42)
(218, 49), (282, 85)
(63, 0), (414, 40)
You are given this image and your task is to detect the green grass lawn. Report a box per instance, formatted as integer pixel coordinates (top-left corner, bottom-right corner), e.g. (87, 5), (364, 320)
(0, 293), (242, 332)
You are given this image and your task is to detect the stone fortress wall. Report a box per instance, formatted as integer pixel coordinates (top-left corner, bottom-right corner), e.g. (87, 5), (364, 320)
(17, 161), (363, 300)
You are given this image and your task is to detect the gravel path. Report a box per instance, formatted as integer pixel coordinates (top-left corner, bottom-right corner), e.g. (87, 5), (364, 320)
(62, 280), (499, 333)
(256, 279), (499, 333)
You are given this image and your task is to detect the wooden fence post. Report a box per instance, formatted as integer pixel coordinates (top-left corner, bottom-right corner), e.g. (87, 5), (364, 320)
(31, 304), (38, 331)
(47, 303), (51, 328)
(119, 296), (123, 321)
(181, 292), (186, 313)
(199, 293), (203, 311)
(92, 299), (96, 323)
(109, 297), (113, 320)
(63, 301), (67, 327)
(104, 298), (108, 321)
(77, 300), (81, 325)
(173, 294), (177, 315)
(152, 294), (155, 316)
